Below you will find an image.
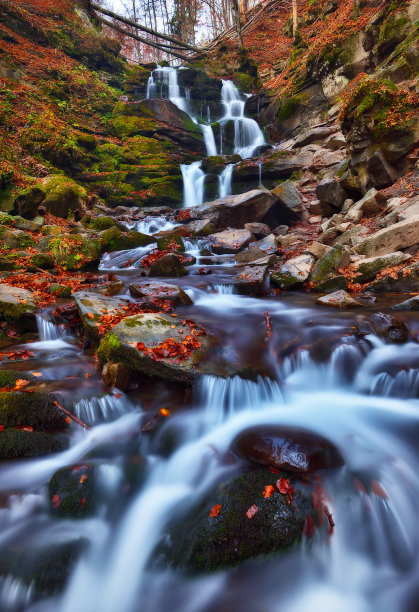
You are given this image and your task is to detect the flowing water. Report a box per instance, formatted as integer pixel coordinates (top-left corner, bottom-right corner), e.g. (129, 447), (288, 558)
(0, 68), (418, 612)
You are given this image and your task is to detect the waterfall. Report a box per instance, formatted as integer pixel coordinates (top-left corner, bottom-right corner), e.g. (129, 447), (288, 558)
(201, 124), (217, 157)
(218, 164), (234, 197)
(146, 67), (187, 113)
(180, 161), (206, 207)
(36, 314), (61, 341)
(219, 80), (265, 159)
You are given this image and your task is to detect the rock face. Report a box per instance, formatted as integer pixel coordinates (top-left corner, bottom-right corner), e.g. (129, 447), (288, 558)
(271, 254), (315, 289)
(353, 217), (419, 257)
(350, 252), (410, 283)
(233, 265), (268, 294)
(163, 467), (314, 571)
(209, 229), (253, 254)
(231, 426), (344, 473)
(316, 290), (362, 308)
(129, 282), (192, 305)
(189, 190), (277, 229)
(97, 313), (224, 383)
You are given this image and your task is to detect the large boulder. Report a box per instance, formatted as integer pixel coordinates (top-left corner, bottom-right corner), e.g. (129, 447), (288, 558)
(315, 178), (347, 210)
(148, 254), (188, 277)
(74, 291), (130, 341)
(41, 175), (87, 219)
(310, 245), (350, 286)
(188, 189), (277, 229)
(353, 216), (419, 257)
(368, 261), (419, 292)
(271, 180), (303, 216)
(13, 184), (46, 219)
(358, 313), (409, 343)
(48, 234), (102, 270)
(0, 285), (37, 321)
(233, 265), (268, 295)
(129, 281), (192, 305)
(344, 188), (386, 222)
(97, 313), (225, 383)
(163, 467), (314, 571)
(270, 254), (315, 289)
(350, 251), (411, 283)
(231, 426), (344, 473)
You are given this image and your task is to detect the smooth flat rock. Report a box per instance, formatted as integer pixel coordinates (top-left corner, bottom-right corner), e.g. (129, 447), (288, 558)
(316, 290), (363, 308)
(350, 251), (411, 283)
(74, 291), (129, 340)
(189, 190), (277, 229)
(0, 285), (37, 321)
(209, 229), (253, 254)
(129, 282), (192, 305)
(271, 254), (315, 289)
(233, 265), (268, 295)
(353, 216), (419, 257)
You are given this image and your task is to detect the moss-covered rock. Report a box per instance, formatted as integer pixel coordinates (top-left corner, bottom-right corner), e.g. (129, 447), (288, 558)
(0, 389), (68, 430)
(88, 216), (119, 231)
(156, 234), (185, 252)
(0, 226), (36, 249)
(310, 245), (350, 286)
(49, 464), (97, 518)
(0, 285), (37, 321)
(49, 283), (72, 298)
(42, 175), (87, 219)
(162, 467), (314, 571)
(73, 291), (125, 341)
(28, 253), (55, 271)
(13, 184), (46, 219)
(0, 429), (68, 460)
(48, 234), (102, 270)
(148, 253), (188, 277)
(100, 228), (154, 252)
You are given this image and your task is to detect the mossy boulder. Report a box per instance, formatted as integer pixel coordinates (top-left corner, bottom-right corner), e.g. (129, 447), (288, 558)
(28, 253), (55, 271)
(0, 389), (68, 430)
(74, 291), (126, 341)
(148, 253), (188, 277)
(49, 234), (102, 270)
(310, 245), (350, 286)
(0, 370), (36, 387)
(123, 65), (150, 96)
(0, 255), (16, 271)
(100, 228), (154, 252)
(0, 429), (68, 460)
(41, 175), (87, 219)
(49, 464), (97, 518)
(0, 226), (36, 249)
(88, 216), (119, 231)
(49, 283), (72, 298)
(13, 184), (46, 219)
(0, 285), (37, 321)
(156, 234), (185, 252)
(162, 467), (314, 571)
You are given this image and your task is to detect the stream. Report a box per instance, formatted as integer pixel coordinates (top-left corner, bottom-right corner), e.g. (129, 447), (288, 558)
(0, 68), (418, 612)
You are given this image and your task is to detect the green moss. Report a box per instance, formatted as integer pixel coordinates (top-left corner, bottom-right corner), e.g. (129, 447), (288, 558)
(0, 390), (67, 429)
(43, 175), (87, 219)
(49, 234), (102, 270)
(49, 283), (71, 298)
(110, 115), (157, 138)
(278, 93), (309, 121)
(96, 332), (121, 365)
(0, 429), (68, 460)
(89, 216), (118, 231)
(100, 228), (154, 252)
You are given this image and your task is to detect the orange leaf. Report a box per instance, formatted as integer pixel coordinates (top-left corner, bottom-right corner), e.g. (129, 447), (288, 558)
(86, 312), (95, 319)
(80, 474), (88, 484)
(51, 494), (61, 509)
(371, 479), (387, 498)
(31, 372), (42, 377)
(160, 408), (170, 416)
(14, 379), (30, 389)
(263, 485), (275, 498)
(246, 504), (259, 519)
(209, 504), (222, 517)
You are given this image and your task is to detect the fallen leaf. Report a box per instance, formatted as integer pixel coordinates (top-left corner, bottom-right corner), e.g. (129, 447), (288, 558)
(263, 485), (275, 498)
(209, 504), (222, 517)
(246, 504), (259, 519)
(14, 379), (30, 389)
(51, 494), (61, 509)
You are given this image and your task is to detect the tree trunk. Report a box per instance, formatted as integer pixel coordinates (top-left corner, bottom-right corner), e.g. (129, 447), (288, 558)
(292, 0), (298, 37)
(231, 0), (243, 46)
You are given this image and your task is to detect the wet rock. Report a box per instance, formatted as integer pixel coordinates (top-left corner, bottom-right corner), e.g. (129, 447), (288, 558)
(368, 262), (419, 292)
(244, 222), (271, 238)
(352, 217), (419, 257)
(148, 253), (188, 277)
(49, 283), (72, 298)
(270, 254), (315, 289)
(188, 189), (277, 229)
(315, 178), (347, 210)
(129, 281), (192, 305)
(100, 280), (125, 297)
(315, 275), (348, 293)
(392, 296), (419, 311)
(102, 361), (131, 391)
(185, 219), (215, 236)
(209, 229), (253, 254)
(0, 285), (37, 321)
(310, 245), (350, 286)
(156, 234), (185, 252)
(234, 246), (267, 265)
(163, 467), (314, 571)
(233, 265), (268, 295)
(232, 426), (344, 473)
(350, 251), (411, 283)
(360, 313), (409, 343)
(49, 464), (97, 518)
(97, 313), (223, 383)
(0, 387), (68, 430)
(271, 180), (303, 216)
(0, 429), (68, 460)
(74, 291), (129, 341)
(316, 290), (363, 308)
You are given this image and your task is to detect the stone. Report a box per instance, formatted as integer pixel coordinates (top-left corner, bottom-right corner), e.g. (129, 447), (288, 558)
(316, 290), (363, 308)
(350, 251), (411, 283)
(359, 313), (409, 343)
(189, 189), (277, 229)
(244, 222), (271, 238)
(255, 233), (277, 254)
(74, 291), (129, 341)
(309, 215), (322, 224)
(353, 217), (419, 257)
(334, 225), (370, 247)
(209, 229), (253, 254)
(271, 180), (303, 214)
(233, 265), (268, 295)
(324, 132), (346, 150)
(148, 254), (188, 277)
(49, 234), (102, 271)
(102, 361), (131, 391)
(273, 225), (289, 236)
(344, 188), (386, 222)
(248, 254), (279, 267)
(315, 275), (348, 293)
(271, 254), (315, 289)
(309, 200), (334, 216)
(41, 175), (87, 219)
(185, 219), (215, 236)
(49, 464), (97, 518)
(234, 246), (267, 265)
(100, 228), (154, 252)
(231, 425), (344, 473)
(392, 296), (419, 311)
(0, 226), (35, 250)
(365, 150), (399, 188)
(156, 234), (185, 252)
(368, 261), (419, 292)
(315, 178), (347, 210)
(306, 241), (331, 259)
(0, 285), (37, 321)
(398, 198), (419, 222)
(293, 126), (334, 147)
(13, 184), (46, 219)
(162, 467), (313, 571)
(128, 281), (192, 305)
(0, 429), (68, 461)
(97, 313), (225, 383)
(312, 149), (346, 169)
(310, 245), (350, 285)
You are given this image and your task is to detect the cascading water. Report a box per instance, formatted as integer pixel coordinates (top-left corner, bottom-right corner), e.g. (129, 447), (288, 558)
(146, 66), (187, 113)
(200, 124), (217, 157)
(218, 163), (234, 197)
(180, 161), (206, 207)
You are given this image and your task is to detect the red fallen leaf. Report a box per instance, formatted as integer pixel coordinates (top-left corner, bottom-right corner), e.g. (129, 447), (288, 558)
(114, 393), (123, 399)
(80, 498), (86, 506)
(263, 485), (275, 498)
(51, 494), (61, 509)
(303, 514), (315, 539)
(79, 475), (88, 484)
(209, 504), (222, 517)
(324, 505), (335, 535)
(0, 425), (4, 432)
(14, 379), (31, 390)
(246, 504), (259, 519)
(16, 425), (33, 432)
(65, 416), (71, 424)
(86, 312), (95, 319)
(276, 478), (294, 505)
(371, 480), (387, 498)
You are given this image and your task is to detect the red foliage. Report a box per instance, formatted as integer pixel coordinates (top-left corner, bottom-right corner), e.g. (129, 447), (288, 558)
(209, 504), (222, 517)
(276, 478), (294, 505)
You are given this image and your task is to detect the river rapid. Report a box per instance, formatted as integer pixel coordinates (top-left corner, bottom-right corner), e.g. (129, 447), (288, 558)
(0, 68), (418, 612)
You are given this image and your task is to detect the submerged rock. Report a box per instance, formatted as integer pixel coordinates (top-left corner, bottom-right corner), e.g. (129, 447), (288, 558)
(49, 464), (97, 518)
(163, 467), (314, 571)
(359, 313), (409, 343)
(0, 429), (68, 460)
(231, 426), (344, 473)
(392, 296), (419, 311)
